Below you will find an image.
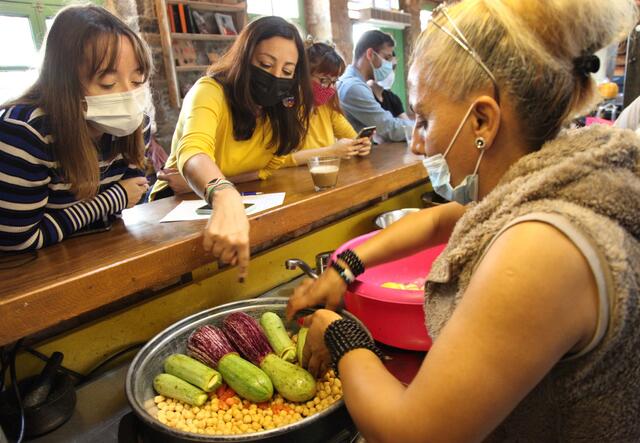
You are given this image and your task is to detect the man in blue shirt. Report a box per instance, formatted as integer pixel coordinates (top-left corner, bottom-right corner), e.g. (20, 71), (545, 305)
(338, 30), (413, 142)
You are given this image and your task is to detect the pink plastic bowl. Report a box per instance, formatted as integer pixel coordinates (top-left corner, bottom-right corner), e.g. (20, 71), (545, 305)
(333, 231), (446, 351)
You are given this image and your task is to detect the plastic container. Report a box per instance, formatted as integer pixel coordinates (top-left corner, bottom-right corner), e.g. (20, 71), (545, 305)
(333, 231), (446, 351)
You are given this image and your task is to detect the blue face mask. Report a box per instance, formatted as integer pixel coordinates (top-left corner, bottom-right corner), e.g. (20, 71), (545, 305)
(421, 104), (485, 205)
(372, 52), (394, 84)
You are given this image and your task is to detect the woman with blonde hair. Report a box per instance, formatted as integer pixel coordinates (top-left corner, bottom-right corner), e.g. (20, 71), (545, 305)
(288, 0), (640, 441)
(0, 5), (152, 250)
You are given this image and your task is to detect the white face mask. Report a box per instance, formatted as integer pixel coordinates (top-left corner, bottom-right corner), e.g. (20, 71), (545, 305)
(376, 69), (395, 90)
(421, 103), (485, 205)
(84, 87), (148, 137)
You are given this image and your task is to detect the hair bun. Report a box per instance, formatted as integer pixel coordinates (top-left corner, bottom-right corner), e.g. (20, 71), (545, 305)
(573, 54), (600, 77)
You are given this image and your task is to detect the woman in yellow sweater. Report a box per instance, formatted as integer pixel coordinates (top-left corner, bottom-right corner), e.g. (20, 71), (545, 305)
(282, 42), (371, 167)
(150, 16), (313, 280)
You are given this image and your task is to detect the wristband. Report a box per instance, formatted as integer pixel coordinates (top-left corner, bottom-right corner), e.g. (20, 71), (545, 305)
(324, 318), (384, 375)
(330, 261), (355, 285)
(204, 178), (235, 205)
(337, 249), (365, 277)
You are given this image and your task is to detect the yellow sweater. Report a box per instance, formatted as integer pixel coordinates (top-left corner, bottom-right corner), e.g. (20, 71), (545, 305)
(283, 103), (357, 166)
(151, 77), (287, 198)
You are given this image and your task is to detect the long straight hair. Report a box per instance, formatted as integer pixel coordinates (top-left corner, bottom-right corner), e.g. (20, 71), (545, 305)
(2, 5), (152, 199)
(306, 42), (346, 114)
(208, 16), (312, 156)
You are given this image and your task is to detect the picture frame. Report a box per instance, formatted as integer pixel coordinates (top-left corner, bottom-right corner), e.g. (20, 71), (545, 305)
(214, 13), (237, 36)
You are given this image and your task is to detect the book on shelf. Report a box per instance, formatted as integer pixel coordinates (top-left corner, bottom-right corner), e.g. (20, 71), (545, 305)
(170, 4), (181, 32)
(177, 4), (188, 34)
(214, 13), (237, 36)
(166, 5), (175, 33)
(184, 5), (197, 33)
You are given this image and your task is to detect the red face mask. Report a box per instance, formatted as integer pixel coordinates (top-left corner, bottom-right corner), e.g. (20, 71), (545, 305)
(312, 81), (336, 107)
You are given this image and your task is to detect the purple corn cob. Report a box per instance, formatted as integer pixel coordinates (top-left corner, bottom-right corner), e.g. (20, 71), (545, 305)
(222, 312), (273, 365)
(187, 325), (236, 368)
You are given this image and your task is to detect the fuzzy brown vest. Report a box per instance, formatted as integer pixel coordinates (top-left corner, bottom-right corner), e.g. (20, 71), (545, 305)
(424, 125), (640, 441)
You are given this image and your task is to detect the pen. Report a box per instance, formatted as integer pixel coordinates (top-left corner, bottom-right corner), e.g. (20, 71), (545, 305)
(240, 192), (263, 196)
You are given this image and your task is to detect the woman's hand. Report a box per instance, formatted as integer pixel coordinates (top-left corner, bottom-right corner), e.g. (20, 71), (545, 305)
(331, 138), (364, 159)
(156, 168), (192, 195)
(301, 309), (342, 377)
(355, 137), (372, 156)
(203, 187), (250, 281)
(118, 176), (149, 208)
(286, 268), (347, 320)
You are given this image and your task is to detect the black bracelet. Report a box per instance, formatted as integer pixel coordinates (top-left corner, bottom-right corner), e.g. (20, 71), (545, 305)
(330, 261), (355, 285)
(324, 318), (384, 375)
(337, 249), (365, 277)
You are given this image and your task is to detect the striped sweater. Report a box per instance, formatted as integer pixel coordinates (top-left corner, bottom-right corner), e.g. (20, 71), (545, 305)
(0, 104), (150, 251)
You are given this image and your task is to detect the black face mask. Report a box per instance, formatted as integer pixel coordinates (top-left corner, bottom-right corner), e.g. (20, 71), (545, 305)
(250, 65), (295, 107)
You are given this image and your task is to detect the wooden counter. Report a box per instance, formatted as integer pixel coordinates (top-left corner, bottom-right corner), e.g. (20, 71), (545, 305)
(0, 143), (426, 346)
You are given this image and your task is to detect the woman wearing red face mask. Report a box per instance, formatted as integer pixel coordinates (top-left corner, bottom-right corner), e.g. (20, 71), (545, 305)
(282, 42), (371, 167)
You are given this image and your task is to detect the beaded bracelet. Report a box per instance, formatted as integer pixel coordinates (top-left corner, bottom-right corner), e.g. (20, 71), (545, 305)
(336, 249), (365, 277)
(204, 178), (235, 205)
(324, 318), (384, 375)
(330, 261), (355, 286)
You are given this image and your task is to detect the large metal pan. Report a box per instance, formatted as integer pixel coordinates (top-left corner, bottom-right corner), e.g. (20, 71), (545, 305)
(126, 298), (359, 442)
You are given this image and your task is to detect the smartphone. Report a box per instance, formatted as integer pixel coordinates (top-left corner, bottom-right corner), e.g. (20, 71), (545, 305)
(356, 126), (376, 139)
(70, 220), (113, 237)
(196, 203), (255, 215)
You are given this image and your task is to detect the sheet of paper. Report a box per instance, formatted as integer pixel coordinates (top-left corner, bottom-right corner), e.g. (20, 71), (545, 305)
(159, 193), (286, 223)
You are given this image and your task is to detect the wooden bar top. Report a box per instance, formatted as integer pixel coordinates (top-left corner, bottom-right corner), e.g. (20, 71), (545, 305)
(0, 143), (426, 346)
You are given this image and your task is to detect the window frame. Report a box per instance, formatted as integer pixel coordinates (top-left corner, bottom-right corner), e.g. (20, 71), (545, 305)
(247, 0), (306, 34)
(0, 0), (100, 103)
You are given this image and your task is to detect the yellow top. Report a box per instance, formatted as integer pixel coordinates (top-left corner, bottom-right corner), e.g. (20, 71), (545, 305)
(283, 103), (357, 167)
(150, 76), (287, 198)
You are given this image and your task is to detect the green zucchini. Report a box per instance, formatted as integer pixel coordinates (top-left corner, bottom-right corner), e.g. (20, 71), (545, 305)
(260, 353), (316, 402)
(153, 373), (207, 406)
(260, 312), (296, 362)
(296, 327), (308, 366)
(217, 353), (273, 403)
(163, 353), (222, 392)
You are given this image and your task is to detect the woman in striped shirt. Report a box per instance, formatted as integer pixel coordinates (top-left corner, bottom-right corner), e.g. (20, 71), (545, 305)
(0, 5), (152, 251)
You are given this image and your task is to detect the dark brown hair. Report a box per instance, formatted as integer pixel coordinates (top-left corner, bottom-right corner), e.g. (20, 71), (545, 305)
(3, 4), (152, 199)
(208, 16), (312, 156)
(354, 30), (395, 60)
(307, 42), (346, 113)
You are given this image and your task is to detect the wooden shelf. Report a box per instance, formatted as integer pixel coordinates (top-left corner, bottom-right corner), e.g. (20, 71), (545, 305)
(172, 32), (237, 41)
(167, 0), (246, 13)
(176, 64), (211, 72)
(156, 0), (246, 108)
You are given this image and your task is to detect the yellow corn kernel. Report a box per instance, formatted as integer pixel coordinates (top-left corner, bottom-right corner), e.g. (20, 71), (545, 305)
(154, 395), (165, 403)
